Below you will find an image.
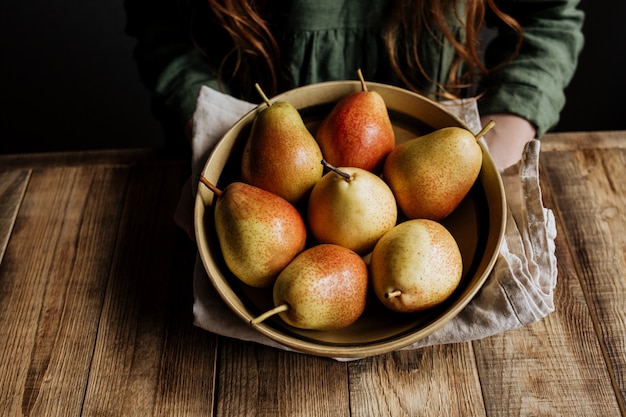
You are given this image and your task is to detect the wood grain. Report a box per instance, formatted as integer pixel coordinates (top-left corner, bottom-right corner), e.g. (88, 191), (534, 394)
(215, 338), (351, 417)
(471, 147), (626, 416)
(0, 165), (129, 416)
(348, 343), (486, 417)
(78, 162), (216, 416)
(540, 130), (626, 152)
(541, 143), (626, 413)
(0, 170), (30, 263)
(1, 139), (625, 416)
(0, 157), (210, 416)
(151, 234), (218, 417)
(473, 224), (621, 416)
(0, 148), (162, 170)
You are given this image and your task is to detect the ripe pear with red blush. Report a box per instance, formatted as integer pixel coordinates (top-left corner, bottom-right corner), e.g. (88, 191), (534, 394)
(200, 177), (307, 288)
(250, 244), (369, 331)
(241, 84), (324, 204)
(383, 121), (495, 220)
(315, 69), (395, 173)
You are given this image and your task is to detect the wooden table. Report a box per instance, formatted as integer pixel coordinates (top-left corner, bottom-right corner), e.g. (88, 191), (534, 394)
(1, 131), (624, 417)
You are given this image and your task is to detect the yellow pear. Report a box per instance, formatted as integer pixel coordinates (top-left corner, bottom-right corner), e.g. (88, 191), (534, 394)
(370, 219), (463, 313)
(383, 121), (495, 220)
(307, 161), (397, 255)
(241, 84), (324, 204)
(200, 177), (307, 288)
(250, 244), (369, 330)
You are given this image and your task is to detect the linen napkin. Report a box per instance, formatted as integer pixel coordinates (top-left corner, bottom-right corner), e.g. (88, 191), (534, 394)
(183, 86), (558, 357)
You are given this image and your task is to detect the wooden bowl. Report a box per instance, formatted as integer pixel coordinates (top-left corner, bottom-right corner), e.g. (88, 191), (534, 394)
(194, 81), (506, 358)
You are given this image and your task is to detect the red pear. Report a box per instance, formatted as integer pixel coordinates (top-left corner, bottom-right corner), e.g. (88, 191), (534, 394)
(315, 69), (395, 173)
(201, 177), (307, 288)
(241, 84), (323, 204)
(250, 244), (369, 330)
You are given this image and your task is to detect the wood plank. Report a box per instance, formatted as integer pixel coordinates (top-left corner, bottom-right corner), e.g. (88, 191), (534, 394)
(541, 146), (626, 413)
(0, 170), (30, 263)
(471, 159), (623, 416)
(347, 343), (486, 417)
(152, 316), (218, 416)
(540, 131), (626, 152)
(151, 233), (218, 417)
(215, 338), (351, 416)
(0, 148), (164, 169)
(80, 162), (218, 416)
(0, 165), (130, 416)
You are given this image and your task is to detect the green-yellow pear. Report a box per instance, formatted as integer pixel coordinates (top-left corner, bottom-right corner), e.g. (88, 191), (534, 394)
(241, 84), (324, 204)
(315, 69), (395, 173)
(201, 177), (307, 288)
(250, 244), (369, 330)
(370, 219), (463, 313)
(383, 121), (495, 220)
(307, 160), (397, 255)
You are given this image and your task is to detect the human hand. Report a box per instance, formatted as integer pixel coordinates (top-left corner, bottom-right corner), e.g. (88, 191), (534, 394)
(479, 114), (536, 171)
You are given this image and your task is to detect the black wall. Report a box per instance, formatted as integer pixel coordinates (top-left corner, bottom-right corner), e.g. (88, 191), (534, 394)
(557, 0), (626, 132)
(0, 1), (623, 154)
(0, 1), (163, 154)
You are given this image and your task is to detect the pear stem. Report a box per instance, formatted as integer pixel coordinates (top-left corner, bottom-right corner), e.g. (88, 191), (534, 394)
(474, 120), (496, 141)
(357, 68), (368, 92)
(255, 83), (272, 107)
(385, 289), (402, 299)
(250, 304), (289, 326)
(321, 159), (352, 182)
(199, 175), (223, 198)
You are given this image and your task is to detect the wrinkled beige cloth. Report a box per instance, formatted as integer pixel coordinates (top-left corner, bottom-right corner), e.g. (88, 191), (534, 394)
(184, 86), (557, 357)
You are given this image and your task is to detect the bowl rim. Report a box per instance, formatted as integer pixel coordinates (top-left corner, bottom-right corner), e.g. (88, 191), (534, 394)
(194, 80), (507, 358)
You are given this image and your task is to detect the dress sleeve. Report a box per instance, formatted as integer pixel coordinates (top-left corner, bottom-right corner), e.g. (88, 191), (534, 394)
(124, 0), (225, 127)
(478, 0), (584, 136)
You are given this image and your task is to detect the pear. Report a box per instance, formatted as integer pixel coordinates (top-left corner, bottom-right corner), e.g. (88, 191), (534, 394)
(315, 69), (395, 173)
(241, 84), (324, 204)
(307, 160), (397, 255)
(250, 244), (369, 330)
(370, 219), (463, 313)
(200, 177), (307, 288)
(383, 121), (495, 220)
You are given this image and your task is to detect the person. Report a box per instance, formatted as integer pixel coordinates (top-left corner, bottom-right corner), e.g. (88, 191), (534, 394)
(125, 0), (584, 237)
(125, 0), (584, 171)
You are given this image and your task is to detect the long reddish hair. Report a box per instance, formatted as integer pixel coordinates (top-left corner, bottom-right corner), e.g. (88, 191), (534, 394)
(187, 0), (522, 99)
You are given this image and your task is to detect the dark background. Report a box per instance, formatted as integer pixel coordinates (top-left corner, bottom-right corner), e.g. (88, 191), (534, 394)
(1, 1), (624, 154)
